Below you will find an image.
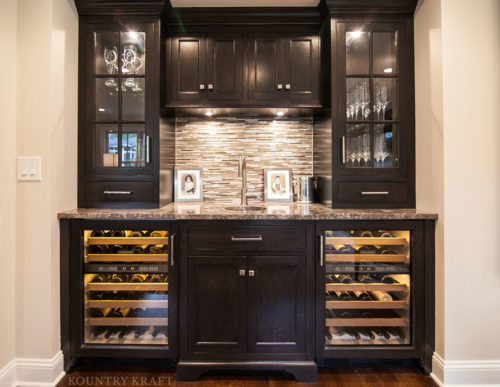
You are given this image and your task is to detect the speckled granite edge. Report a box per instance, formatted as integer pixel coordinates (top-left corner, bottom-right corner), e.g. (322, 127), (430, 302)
(58, 203), (438, 220)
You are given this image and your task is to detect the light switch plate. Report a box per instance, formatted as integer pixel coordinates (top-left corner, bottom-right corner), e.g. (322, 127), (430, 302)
(17, 156), (42, 181)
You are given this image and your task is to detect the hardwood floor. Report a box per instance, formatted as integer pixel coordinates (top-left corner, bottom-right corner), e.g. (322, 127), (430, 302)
(57, 367), (437, 386)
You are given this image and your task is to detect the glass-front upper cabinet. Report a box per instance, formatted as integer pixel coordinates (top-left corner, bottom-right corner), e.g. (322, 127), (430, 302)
(331, 19), (415, 208)
(79, 18), (160, 208)
(341, 24), (404, 172)
(90, 27), (151, 170)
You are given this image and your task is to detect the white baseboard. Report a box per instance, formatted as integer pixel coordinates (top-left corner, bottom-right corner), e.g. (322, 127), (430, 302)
(0, 359), (17, 387)
(0, 352), (64, 387)
(431, 352), (500, 386)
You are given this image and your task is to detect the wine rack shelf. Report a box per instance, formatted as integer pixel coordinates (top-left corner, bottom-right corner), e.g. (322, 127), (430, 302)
(325, 283), (407, 292)
(325, 317), (408, 327)
(87, 300), (168, 309)
(325, 300), (408, 309)
(325, 237), (408, 246)
(87, 237), (169, 245)
(325, 335), (405, 346)
(86, 254), (168, 262)
(87, 283), (169, 292)
(88, 317), (168, 326)
(86, 336), (168, 345)
(325, 254), (407, 263)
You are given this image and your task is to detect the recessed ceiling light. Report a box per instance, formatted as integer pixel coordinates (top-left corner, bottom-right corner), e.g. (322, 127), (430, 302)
(384, 67), (393, 73)
(276, 111), (285, 117)
(205, 111), (213, 117)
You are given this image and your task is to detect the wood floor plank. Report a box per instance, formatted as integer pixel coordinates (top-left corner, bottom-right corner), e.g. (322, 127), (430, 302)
(56, 367), (437, 387)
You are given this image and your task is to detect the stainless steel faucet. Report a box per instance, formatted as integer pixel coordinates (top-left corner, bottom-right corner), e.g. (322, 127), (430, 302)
(238, 155), (249, 206)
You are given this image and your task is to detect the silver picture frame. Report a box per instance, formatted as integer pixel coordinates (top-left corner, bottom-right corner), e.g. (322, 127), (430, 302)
(174, 167), (203, 202)
(264, 168), (293, 203)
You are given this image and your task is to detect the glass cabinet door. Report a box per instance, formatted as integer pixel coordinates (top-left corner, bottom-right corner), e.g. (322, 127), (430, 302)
(83, 228), (170, 346)
(342, 24), (402, 171)
(322, 229), (411, 346)
(91, 27), (151, 171)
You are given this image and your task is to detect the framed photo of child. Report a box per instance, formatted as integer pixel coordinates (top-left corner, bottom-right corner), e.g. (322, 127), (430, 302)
(174, 168), (203, 202)
(264, 168), (292, 203)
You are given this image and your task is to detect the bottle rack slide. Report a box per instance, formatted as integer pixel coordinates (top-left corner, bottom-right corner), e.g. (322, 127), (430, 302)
(325, 237), (408, 246)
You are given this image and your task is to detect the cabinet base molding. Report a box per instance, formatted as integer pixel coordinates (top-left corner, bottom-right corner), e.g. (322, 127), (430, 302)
(431, 353), (500, 386)
(176, 361), (317, 382)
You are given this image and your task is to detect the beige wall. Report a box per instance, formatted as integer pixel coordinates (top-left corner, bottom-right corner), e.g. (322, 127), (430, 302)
(441, 0), (500, 362)
(14, 0), (78, 360)
(416, 0), (500, 382)
(414, 0), (445, 361)
(0, 0), (18, 371)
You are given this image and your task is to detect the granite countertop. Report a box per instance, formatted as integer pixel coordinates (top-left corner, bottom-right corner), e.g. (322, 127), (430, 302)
(57, 203), (438, 220)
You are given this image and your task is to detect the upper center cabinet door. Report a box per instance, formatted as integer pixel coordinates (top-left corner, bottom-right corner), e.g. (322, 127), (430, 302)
(247, 34), (284, 103)
(170, 35), (206, 104)
(206, 33), (243, 101)
(283, 35), (320, 105)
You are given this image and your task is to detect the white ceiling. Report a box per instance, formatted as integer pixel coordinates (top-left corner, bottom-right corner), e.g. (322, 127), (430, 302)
(170, 0), (320, 7)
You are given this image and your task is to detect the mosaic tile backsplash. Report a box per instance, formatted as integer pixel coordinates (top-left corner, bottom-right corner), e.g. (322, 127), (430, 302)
(174, 117), (313, 203)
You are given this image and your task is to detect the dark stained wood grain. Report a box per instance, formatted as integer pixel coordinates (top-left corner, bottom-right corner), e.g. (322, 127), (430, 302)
(57, 367), (437, 386)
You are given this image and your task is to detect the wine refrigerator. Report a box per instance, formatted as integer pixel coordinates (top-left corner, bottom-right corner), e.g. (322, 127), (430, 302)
(316, 221), (427, 363)
(63, 220), (177, 368)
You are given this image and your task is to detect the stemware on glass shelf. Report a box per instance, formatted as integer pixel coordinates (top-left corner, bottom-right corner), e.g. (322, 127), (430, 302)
(346, 79), (370, 121)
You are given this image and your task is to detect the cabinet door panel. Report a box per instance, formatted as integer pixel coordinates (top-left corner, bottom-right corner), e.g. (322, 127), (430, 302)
(247, 256), (306, 353)
(170, 35), (206, 104)
(207, 33), (243, 101)
(283, 35), (320, 104)
(247, 34), (283, 102)
(187, 256), (246, 353)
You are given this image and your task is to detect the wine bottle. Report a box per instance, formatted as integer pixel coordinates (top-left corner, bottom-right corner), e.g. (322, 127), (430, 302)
(109, 245), (132, 254)
(358, 327), (376, 340)
(388, 327), (406, 340)
(357, 245), (378, 254)
(325, 326), (333, 341)
(377, 231), (394, 238)
(130, 274), (148, 283)
(372, 328), (391, 339)
(110, 273), (129, 283)
(118, 327), (133, 339)
(337, 245), (356, 254)
(353, 290), (371, 300)
(108, 230), (126, 237)
(338, 274), (354, 283)
(149, 245), (166, 254)
(369, 290), (393, 302)
(357, 274), (376, 283)
(132, 246), (148, 254)
(327, 274), (341, 283)
(334, 290), (353, 300)
(87, 245), (108, 254)
(128, 231), (143, 238)
(152, 326), (167, 338)
(380, 248), (397, 255)
(150, 231), (166, 238)
(92, 274), (111, 283)
(371, 273), (398, 284)
(359, 231), (374, 238)
(90, 230), (106, 238)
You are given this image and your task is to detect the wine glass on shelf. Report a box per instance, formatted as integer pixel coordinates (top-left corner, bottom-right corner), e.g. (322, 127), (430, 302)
(348, 137), (357, 167)
(374, 127), (384, 166)
(361, 132), (371, 167)
(354, 135), (362, 167)
(379, 81), (390, 120)
(360, 81), (370, 120)
(379, 132), (390, 166)
(104, 46), (118, 88)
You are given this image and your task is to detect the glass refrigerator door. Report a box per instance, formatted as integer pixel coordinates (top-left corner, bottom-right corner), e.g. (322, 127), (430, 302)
(323, 229), (410, 346)
(83, 229), (169, 345)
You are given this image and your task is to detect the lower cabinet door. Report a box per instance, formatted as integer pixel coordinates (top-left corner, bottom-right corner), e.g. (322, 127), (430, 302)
(187, 255), (247, 353)
(246, 256), (307, 354)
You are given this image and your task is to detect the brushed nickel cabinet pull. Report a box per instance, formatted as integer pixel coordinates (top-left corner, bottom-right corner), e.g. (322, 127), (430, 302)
(361, 191), (389, 195)
(103, 191), (132, 195)
(319, 234), (324, 267)
(199, 84), (205, 90)
(248, 270), (255, 277)
(231, 236), (263, 242)
(341, 136), (346, 164)
(146, 136), (151, 164)
(285, 84), (291, 90)
(239, 269), (246, 277)
(277, 84), (283, 90)
(170, 234), (175, 267)
(208, 84), (214, 90)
